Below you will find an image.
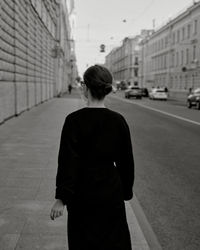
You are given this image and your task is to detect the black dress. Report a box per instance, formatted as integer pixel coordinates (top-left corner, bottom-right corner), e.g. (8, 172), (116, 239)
(55, 107), (134, 250)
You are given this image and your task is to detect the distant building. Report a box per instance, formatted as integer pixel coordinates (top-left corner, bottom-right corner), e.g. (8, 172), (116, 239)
(139, 1), (200, 99)
(105, 30), (153, 86)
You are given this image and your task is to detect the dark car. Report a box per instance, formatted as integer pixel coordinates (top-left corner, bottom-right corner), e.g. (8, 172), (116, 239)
(141, 88), (149, 97)
(187, 88), (200, 109)
(124, 86), (142, 99)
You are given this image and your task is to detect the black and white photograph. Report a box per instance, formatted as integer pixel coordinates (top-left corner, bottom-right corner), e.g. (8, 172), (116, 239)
(0, 0), (200, 249)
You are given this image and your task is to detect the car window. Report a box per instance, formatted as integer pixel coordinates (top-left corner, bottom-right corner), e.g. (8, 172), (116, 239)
(156, 90), (165, 93)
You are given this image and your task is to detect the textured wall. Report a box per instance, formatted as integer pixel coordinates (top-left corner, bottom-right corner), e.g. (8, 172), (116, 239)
(0, 0), (58, 123)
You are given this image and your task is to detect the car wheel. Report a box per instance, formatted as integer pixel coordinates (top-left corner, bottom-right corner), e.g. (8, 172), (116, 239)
(197, 102), (200, 110)
(187, 101), (192, 108)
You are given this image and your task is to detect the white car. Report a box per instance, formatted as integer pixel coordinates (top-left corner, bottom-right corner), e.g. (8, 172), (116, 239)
(112, 86), (117, 93)
(149, 88), (168, 100)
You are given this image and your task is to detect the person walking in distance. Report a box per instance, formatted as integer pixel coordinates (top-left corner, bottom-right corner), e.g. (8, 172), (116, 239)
(68, 83), (72, 94)
(50, 65), (134, 250)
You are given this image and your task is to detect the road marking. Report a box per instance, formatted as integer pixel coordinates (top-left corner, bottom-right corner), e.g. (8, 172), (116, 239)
(130, 196), (162, 250)
(110, 95), (200, 126)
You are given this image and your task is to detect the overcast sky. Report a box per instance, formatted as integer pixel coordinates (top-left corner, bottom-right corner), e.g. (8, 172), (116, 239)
(74, 0), (196, 76)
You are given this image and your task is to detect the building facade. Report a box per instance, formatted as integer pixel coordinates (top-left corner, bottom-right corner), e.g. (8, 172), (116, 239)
(139, 2), (200, 99)
(105, 30), (153, 86)
(105, 36), (140, 85)
(0, 0), (76, 124)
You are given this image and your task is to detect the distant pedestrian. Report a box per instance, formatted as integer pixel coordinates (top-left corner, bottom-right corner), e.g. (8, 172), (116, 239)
(188, 87), (193, 95)
(68, 84), (72, 94)
(50, 65), (134, 250)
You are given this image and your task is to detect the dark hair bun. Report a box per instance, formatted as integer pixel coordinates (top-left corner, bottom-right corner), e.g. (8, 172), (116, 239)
(83, 65), (113, 100)
(103, 84), (112, 95)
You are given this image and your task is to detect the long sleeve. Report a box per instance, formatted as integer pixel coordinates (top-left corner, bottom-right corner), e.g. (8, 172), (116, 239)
(116, 117), (134, 201)
(55, 116), (80, 205)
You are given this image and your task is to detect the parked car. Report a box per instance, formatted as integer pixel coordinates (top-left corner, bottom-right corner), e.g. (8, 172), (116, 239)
(141, 88), (149, 97)
(120, 81), (128, 90)
(187, 88), (200, 109)
(125, 86), (142, 99)
(149, 88), (168, 100)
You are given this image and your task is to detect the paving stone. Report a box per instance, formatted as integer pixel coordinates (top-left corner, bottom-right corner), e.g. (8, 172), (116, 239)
(0, 187), (38, 201)
(21, 214), (67, 236)
(35, 181), (55, 201)
(2, 200), (52, 216)
(0, 98), (151, 250)
(7, 167), (45, 179)
(0, 214), (26, 235)
(0, 177), (41, 189)
(0, 234), (20, 250)
(15, 235), (68, 250)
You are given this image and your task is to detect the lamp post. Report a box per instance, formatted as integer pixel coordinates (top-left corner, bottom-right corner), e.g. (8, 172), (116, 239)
(70, 59), (74, 86)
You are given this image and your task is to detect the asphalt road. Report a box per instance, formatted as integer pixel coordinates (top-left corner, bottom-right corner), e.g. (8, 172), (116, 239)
(106, 94), (200, 250)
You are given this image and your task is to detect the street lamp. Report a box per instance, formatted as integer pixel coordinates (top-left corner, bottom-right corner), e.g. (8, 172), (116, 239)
(70, 59), (74, 85)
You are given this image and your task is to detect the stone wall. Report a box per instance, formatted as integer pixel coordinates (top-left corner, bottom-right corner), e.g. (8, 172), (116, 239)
(0, 0), (59, 123)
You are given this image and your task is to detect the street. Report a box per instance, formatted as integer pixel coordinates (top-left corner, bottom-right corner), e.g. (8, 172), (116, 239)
(106, 93), (200, 250)
(0, 90), (199, 249)
(0, 93), (151, 250)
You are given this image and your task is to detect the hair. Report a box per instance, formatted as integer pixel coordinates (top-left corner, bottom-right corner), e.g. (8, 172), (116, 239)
(83, 65), (113, 100)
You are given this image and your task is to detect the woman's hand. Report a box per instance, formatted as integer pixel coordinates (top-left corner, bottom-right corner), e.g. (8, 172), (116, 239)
(50, 199), (64, 220)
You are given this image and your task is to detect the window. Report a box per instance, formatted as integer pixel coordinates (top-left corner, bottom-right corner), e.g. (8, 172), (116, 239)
(176, 52), (179, 66)
(161, 39), (164, 49)
(172, 53), (175, 67)
(194, 20), (198, 34)
(161, 56), (163, 69)
(186, 48), (189, 64)
(193, 45), (196, 60)
(182, 27), (185, 40)
(165, 36), (168, 48)
(134, 68), (138, 77)
(177, 30), (180, 43)
(172, 32), (176, 44)
(187, 24), (191, 38)
(180, 76), (182, 89)
(175, 76), (177, 89)
(164, 55), (167, 68)
(184, 75), (188, 89)
(170, 76), (173, 89)
(181, 50), (184, 65)
(134, 57), (138, 65)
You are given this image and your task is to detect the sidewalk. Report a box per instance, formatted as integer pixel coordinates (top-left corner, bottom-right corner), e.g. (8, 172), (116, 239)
(0, 94), (150, 250)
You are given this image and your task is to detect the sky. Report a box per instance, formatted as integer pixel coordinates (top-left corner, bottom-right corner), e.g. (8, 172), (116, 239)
(74, 0), (197, 76)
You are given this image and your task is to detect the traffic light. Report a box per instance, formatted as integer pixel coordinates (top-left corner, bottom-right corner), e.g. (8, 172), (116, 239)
(100, 44), (105, 52)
